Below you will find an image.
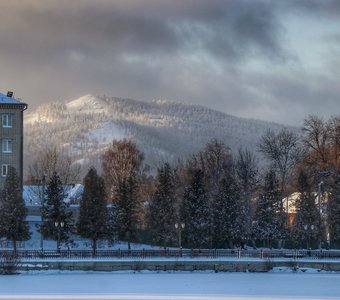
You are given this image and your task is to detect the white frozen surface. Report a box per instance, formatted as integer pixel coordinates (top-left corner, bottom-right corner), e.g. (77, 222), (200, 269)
(0, 271), (340, 299)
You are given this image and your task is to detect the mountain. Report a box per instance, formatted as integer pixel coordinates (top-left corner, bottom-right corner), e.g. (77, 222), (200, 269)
(24, 94), (291, 179)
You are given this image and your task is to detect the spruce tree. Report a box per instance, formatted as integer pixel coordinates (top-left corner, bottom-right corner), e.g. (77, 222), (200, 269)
(148, 163), (177, 247)
(42, 172), (73, 249)
(236, 148), (259, 236)
(0, 167), (30, 253)
(78, 167), (111, 255)
(212, 174), (248, 248)
(115, 175), (139, 250)
(253, 170), (286, 248)
(181, 169), (211, 248)
(328, 192), (340, 244)
(292, 171), (320, 248)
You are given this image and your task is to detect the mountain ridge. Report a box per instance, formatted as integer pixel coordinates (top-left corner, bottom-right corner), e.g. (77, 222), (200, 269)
(24, 94), (294, 178)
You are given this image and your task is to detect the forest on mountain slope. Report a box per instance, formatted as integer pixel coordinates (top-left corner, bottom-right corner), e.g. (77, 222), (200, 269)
(24, 94), (288, 179)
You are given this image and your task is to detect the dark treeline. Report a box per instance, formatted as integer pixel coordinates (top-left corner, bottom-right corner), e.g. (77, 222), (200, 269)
(2, 115), (340, 252)
(91, 115), (340, 249)
(110, 115), (340, 249)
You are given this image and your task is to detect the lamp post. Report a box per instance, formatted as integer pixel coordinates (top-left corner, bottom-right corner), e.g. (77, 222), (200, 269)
(175, 223), (185, 250)
(317, 181), (324, 248)
(40, 174), (46, 251)
(303, 224), (315, 249)
(55, 220), (64, 252)
(317, 181), (324, 214)
(326, 232), (330, 249)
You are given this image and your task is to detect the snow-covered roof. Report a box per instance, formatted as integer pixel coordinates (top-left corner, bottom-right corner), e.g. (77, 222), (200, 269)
(63, 184), (84, 204)
(0, 92), (25, 104)
(23, 184), (84, 206)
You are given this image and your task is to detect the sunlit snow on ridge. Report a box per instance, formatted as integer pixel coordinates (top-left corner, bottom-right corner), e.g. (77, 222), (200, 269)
(87, 121), (125, 145)
(66, 94), (111, 114)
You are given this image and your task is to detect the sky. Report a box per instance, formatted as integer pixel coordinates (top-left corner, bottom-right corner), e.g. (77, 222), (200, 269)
(0, 0), (339, 126)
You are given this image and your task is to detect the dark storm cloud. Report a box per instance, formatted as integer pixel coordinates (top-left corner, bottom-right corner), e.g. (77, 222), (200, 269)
(0, 0), (284, 62)
(0, 0), (288, 111)
(0, 0), (339, 126)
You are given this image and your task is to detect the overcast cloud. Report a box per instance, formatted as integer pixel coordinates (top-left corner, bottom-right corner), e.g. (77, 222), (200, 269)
(0, 0), (339, 126)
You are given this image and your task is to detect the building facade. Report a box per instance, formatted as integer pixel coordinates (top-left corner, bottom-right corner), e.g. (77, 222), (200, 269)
(0, 91), (27, 190)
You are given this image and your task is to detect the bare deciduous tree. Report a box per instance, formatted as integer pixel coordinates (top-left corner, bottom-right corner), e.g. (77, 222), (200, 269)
(26, 146), (81, 208)
(27, 145), (81, 185)
(328, 116), (340, 166)
(302, 116), (330, 168)
(258, 128), (303, 205)
(102, 139), (144, 202)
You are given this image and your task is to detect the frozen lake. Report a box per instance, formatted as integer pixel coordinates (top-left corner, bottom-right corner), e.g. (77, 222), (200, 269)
(0, 270), (340, 299)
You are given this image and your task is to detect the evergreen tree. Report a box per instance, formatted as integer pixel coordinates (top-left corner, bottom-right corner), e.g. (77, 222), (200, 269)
(292, 171), (320, 248)
(212, 174), (249, 248)
(253, 170), (286, 248)
(328, 192), (340, 243)
(42, 172), (73, 249)
(236, 148), (259, 235)
(115, 175), (139, 250)
(181, 169), (211, 248)
(148, 163), (177, 247)
(188, 139), (232, 199)
(78, 167), (112, 255)
(0, 167), (30, 253)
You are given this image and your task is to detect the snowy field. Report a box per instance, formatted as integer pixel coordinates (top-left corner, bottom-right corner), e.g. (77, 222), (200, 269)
(1, 270), (340, 300)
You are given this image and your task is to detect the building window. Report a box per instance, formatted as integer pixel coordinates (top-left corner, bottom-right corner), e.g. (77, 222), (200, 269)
(2, 164), (9, 177)
(2, 139), (12, 153)
(2, 114), (13, 128)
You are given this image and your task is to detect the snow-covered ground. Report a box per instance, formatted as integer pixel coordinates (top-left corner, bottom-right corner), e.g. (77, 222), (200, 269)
(1, 270), (340, 299)
(5, 222), (161, 251)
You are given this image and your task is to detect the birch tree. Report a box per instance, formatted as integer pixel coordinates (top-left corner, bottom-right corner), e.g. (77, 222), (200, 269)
(102, 139), (144, 202)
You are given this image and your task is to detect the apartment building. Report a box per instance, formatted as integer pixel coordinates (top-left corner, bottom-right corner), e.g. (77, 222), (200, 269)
(0, 91), (27, 190)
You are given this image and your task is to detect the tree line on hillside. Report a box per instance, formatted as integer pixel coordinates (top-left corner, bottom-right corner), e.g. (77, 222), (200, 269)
(25, 95), (282, 181)
(3, 115), (340, 253)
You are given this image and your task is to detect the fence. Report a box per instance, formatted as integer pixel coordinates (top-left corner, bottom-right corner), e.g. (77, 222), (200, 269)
(1, 248), (340, 260)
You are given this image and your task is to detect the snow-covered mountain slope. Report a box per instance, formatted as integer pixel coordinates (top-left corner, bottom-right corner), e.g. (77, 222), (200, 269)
(24, 94), (291, 177)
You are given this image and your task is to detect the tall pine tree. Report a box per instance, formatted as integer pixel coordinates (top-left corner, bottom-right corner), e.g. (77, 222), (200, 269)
(292, 170), (320, 248)
(42, 172), (73, 249)
(253, 170), (286, 248)
(212, 174), (249, 248)
(0, 167), (30, 253)
(148, 163), (177, 247)
(181, 169), (211, 248)
(78, 168), (112, 255)
(115, 175), (139, 250)
(328, 190), (340, 244)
